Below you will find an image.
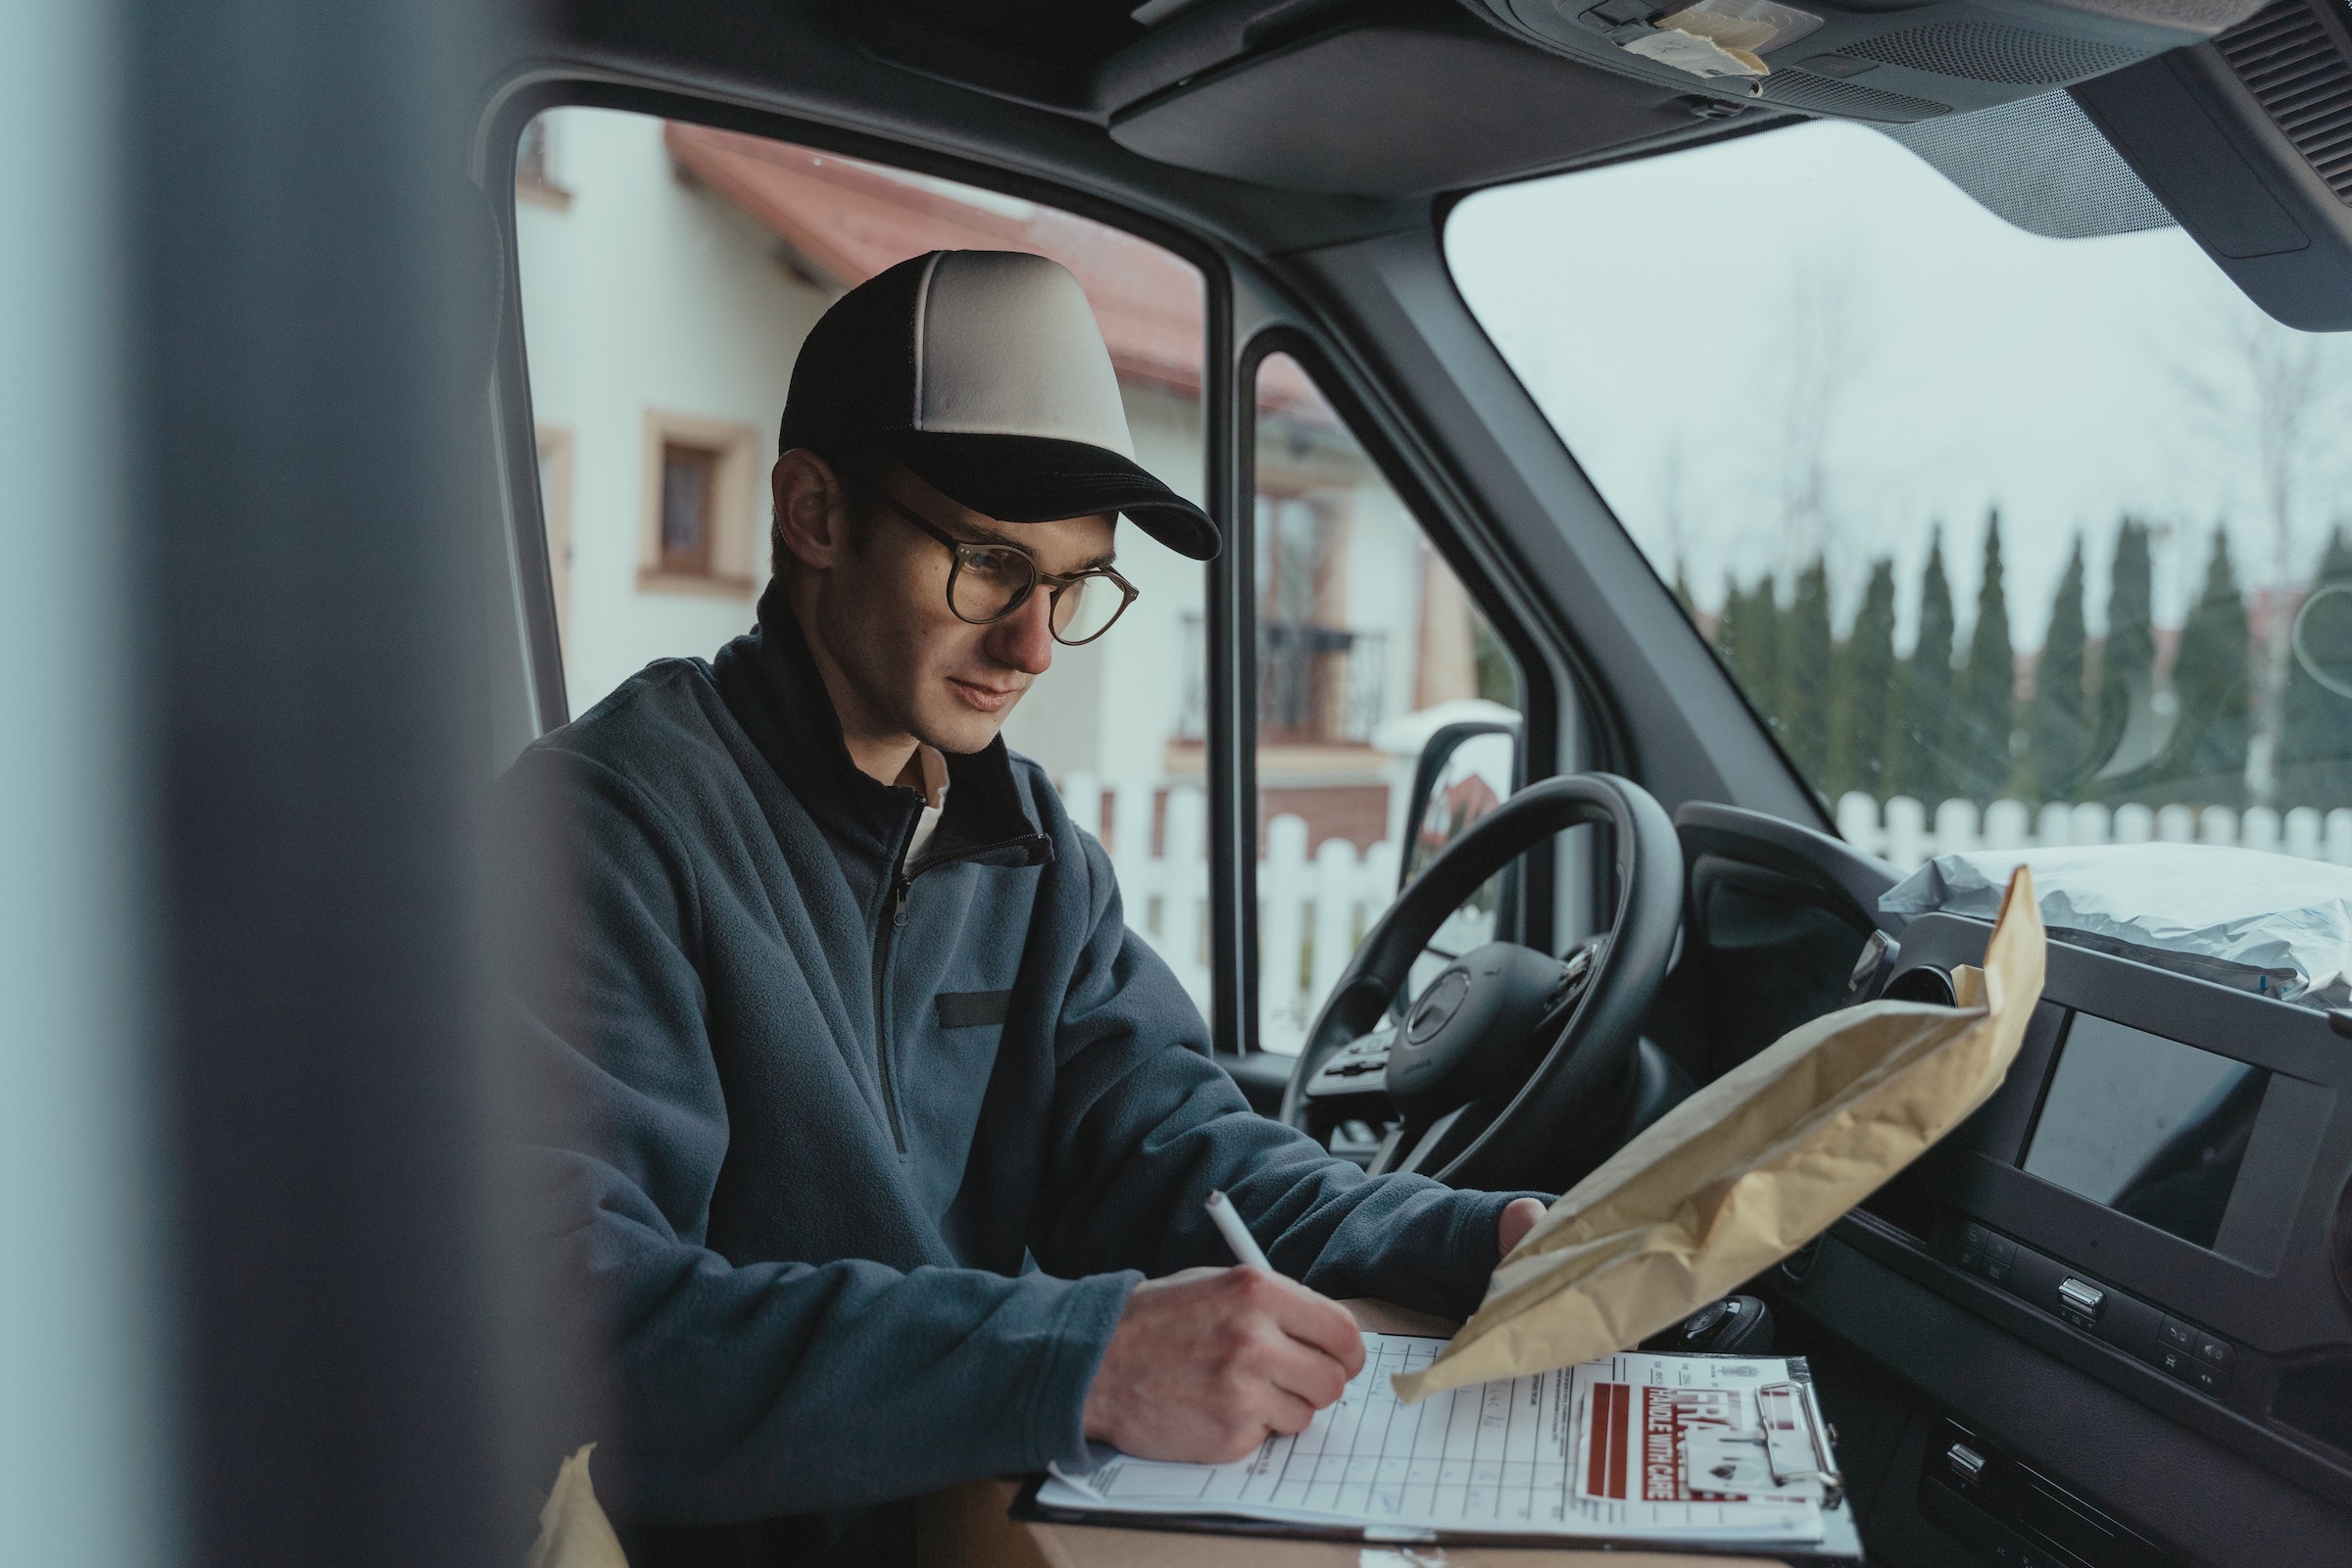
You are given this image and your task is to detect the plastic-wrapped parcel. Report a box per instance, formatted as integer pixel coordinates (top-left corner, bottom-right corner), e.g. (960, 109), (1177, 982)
(1882, 844), (2352, 1009)
(1392, 867), (2044, 1402)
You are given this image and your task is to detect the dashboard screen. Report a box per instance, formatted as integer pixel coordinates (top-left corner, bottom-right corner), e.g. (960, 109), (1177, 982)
(2022, 1013), (2270, 1250)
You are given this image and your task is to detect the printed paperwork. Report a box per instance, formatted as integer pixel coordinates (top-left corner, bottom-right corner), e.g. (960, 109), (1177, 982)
(1031, 1334), (1861, 1555)
(1394, 865), (2045, 1402)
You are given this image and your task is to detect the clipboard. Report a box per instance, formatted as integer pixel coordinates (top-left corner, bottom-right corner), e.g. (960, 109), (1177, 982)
(1009, 1342), (1863, 1563)
(1008, 1474), (1866, 1562)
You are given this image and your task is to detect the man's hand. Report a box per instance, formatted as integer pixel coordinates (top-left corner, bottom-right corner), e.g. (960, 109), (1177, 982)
(1498, 1197), (1545, 1259)
(1083, 1266), (1366, 1463)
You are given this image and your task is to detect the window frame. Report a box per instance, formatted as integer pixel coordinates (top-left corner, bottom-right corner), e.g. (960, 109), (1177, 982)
(1229, 326), (1565, 1054)
(639, 413), (760, 596)
(485, 82), (1577, 1062)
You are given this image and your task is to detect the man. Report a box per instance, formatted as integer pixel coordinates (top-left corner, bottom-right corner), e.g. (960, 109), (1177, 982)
(508, 250), (1545, 1564)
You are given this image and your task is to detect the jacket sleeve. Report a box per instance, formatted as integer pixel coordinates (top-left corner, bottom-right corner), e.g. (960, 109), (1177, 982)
(501, 748), (1131, 1525)
(1024, 806), (1543, 1323)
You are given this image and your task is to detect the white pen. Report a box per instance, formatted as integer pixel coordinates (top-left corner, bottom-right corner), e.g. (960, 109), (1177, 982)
(1204, 1188), (1274, 1273)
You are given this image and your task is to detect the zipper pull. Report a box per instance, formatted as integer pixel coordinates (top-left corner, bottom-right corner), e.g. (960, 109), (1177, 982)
(893, 878), (910, 928)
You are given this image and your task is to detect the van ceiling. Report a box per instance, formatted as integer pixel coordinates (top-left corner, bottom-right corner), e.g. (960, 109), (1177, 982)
(827, 0), (1781, 194)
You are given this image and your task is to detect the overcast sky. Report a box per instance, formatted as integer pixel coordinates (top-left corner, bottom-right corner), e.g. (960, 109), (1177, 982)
(1446, 121), (2352, 655)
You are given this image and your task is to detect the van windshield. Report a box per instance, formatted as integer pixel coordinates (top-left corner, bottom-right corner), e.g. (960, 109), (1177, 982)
(1447, 122), (2352, 871)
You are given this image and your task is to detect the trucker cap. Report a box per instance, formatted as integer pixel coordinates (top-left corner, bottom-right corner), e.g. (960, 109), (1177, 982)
(777, 250), (1219, 561)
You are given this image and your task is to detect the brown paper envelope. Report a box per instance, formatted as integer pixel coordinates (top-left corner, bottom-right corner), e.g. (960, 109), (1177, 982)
(1394, 865), (2043, 1400)
(524, 1444), (631, 1568)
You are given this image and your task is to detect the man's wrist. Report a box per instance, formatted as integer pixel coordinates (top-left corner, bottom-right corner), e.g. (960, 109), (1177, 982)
(1034, 1270), (1141, 1472)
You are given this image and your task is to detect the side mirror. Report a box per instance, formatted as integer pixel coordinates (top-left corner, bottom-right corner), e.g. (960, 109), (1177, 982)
(1401, 720), (1522, 887)
(1397, 720), (1523, 968)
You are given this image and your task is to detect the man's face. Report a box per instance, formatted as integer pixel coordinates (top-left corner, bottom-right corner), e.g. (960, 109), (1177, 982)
(801, 463), (1117, 757)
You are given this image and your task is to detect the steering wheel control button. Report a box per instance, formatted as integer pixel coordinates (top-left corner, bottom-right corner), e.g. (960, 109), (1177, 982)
(2056, 1277), (2106, 1327)
(1303, 1029), (1396, 1099)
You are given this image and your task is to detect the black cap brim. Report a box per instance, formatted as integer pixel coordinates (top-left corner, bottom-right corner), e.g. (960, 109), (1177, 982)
(883, 431), (1220, 561)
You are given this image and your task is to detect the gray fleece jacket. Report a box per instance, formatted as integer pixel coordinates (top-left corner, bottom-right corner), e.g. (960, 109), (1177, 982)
(502, 586), (1523, 1558)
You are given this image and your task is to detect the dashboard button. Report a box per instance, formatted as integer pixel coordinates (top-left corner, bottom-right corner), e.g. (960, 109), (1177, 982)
(2158, 1316), (2196, 1353)
(1960, 1223), (1990, 1270)
(2194, 1333), (2233, 1369)
(2155, 1345), (2193, 1379)
(2057, 1277), (2106, 1326)
(2191, 1359), (2231, 1396)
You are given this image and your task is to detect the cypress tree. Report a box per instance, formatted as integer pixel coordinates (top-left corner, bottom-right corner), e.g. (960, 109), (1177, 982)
(1711, 579), (1745, 675)
(1831, 559), (1897, 801)
(1780, 557), (1834, 788)
(1955, 511), (2016, 801)
(2155, 529), (2252, 806)
(2022, 535), (2089, 803)
(2088, 519), (2155, 797)
(2275, 527), (2352, 810)
(1717, 574), (1784, 736)
(1888, 529), (1956, 804)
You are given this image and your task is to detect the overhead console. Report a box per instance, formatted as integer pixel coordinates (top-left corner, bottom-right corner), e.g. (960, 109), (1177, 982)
(1464, 0), (2264, 122)
(856, 0), (2352, 330)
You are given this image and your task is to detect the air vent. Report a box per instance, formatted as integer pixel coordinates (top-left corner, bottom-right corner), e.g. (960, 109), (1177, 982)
(1839, 23), (2145, 85)
(2215, 0), (2352, 205)
(1764, 71), (1952, 121)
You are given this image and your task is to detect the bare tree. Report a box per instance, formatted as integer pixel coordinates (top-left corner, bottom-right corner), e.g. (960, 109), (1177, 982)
(2175, 301), (2352, 803)
(1774, 255), (1868, 576)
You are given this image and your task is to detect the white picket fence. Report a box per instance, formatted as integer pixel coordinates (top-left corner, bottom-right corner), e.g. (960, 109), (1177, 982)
(1060, 773), (1401, 1054)
(1059, 771), (2352, 1049)
(1836, 792), (2352, 873)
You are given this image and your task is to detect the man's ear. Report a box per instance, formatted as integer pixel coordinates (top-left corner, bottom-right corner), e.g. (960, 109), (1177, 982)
(771, 449), (852, 574)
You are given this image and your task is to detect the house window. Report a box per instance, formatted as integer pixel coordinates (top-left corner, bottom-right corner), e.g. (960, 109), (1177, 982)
(659, 442), (719, 576)
(1256, 491), (1378, 746)
(637, 412), (759, 596)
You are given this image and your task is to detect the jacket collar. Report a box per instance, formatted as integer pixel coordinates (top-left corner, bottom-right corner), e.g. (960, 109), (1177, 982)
(713, 582), (1052, 874)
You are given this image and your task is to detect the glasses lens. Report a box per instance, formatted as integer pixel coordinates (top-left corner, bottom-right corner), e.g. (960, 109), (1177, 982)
(1052, 574), (1129, 644)
(950, 544), (1035, 623)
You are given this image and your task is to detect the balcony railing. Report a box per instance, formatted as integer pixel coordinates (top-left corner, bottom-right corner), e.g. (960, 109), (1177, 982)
(1177, 615), (1388, 745)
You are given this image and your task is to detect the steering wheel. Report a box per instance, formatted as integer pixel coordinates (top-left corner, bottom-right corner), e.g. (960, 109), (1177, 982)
(1280, 773), (1683, 1193)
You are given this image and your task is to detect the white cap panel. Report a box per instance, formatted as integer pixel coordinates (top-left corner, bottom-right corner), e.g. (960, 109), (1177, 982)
(913, 251), (1135, 458)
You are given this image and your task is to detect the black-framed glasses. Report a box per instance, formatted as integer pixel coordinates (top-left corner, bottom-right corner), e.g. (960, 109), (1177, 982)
(881, 495), (1140, 646)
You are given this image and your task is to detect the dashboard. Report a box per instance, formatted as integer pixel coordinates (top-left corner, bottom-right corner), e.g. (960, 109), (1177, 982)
(1672, 806), (2352, 1566)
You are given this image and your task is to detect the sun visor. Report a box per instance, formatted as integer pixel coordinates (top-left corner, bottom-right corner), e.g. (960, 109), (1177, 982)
(2075, 0), (2352, 331)
(1464, 0), (2266, 123)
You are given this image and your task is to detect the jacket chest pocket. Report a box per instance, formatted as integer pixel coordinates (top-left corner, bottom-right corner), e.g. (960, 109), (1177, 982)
(934, 990), (1013, 1030)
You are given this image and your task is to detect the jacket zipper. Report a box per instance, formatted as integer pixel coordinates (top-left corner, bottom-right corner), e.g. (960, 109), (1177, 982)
(870, 812), (918, 1154)
(870, 825), (1054, 1156)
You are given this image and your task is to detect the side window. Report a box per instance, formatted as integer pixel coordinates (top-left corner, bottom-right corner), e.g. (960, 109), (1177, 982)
(1248, 352), (1522, 1061)
(511, 109), (1212, 1001)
